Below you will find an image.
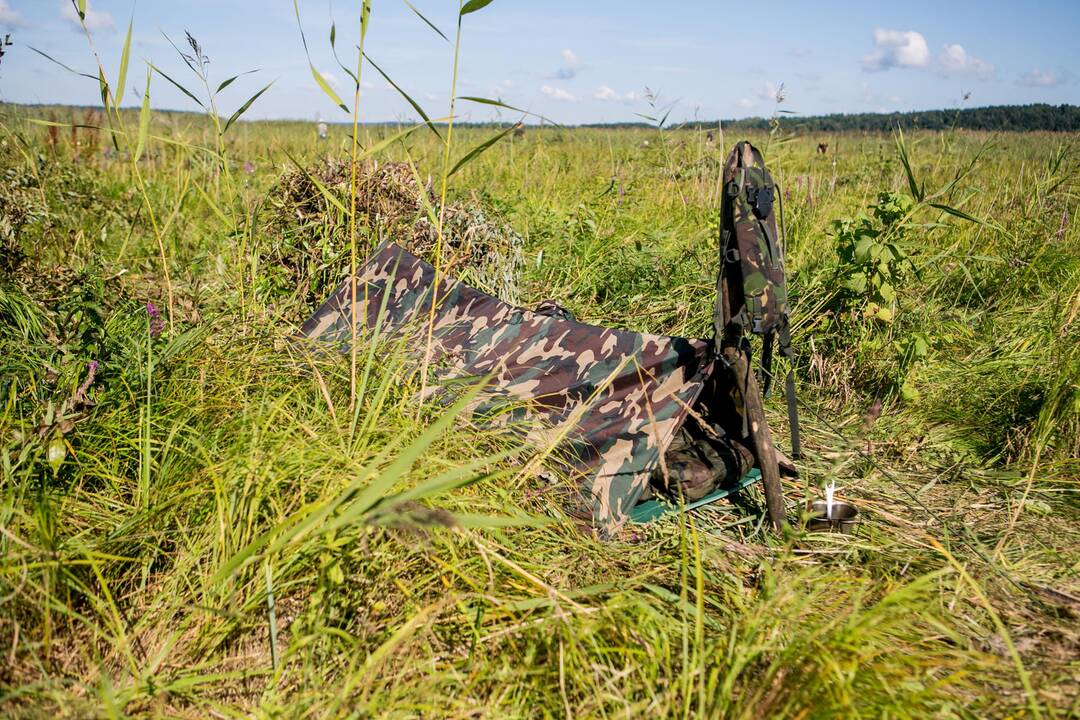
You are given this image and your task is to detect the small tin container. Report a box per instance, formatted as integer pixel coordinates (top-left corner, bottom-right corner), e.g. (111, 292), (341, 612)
(807, 500), (859, 534)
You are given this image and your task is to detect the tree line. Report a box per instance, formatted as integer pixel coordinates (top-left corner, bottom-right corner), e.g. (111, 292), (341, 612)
(717, 104), (1080, 133)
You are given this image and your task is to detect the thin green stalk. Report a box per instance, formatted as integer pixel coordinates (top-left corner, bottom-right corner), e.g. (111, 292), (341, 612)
(264, 558), (279, 674)
(419, 0), (465, 405)
(348, 1), (372, 419)
(142, 321), (152, 511)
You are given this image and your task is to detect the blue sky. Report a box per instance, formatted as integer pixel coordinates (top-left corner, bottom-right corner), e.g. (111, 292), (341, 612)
(0, 1), (1077, 124)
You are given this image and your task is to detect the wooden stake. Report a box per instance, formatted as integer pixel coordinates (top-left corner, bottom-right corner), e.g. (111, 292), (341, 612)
(723, 345), (787, 532)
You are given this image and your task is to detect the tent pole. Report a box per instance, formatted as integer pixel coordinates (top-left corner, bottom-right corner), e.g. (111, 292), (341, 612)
(722, 345), (787, 532)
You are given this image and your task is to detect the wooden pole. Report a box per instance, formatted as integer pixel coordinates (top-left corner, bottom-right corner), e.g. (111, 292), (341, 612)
(722, 345), (787, 532)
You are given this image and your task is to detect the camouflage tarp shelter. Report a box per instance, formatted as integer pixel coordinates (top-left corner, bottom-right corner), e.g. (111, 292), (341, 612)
(301, 241), (719, 535)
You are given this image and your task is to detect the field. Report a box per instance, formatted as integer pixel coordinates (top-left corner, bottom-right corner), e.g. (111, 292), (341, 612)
(1, 19), (1079, 718)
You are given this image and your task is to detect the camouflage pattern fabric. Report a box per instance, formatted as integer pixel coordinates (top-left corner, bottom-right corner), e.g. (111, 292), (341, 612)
(533, 299), (577, 323)
(716, 141), (802, 457)
(718, 141), (790, 336)
(300, 241), (712, 535)
(650, 422), (754, 501)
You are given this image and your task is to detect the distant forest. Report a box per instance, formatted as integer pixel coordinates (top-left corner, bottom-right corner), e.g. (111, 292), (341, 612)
(7, 102), (1080, 132)
(585, 104), (1080, 133)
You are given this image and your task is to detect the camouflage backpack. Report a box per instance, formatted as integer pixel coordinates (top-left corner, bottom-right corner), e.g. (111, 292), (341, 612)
(714, 141), (801, 458)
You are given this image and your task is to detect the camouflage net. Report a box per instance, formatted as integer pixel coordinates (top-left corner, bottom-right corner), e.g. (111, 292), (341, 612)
(258, 158), (524, 317)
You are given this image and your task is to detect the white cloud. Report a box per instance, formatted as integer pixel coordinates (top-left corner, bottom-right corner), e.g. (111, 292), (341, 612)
(755, 80), (784, 103)
(0, 0), (26, 27)
(938, 43), (994, 79)
(862, 29), (930, 71)
(60, 1), (115, 31)
(594, 85), (618, 101)
(593, 85), (641, 103)
(1017, 68), (1068, 87)
(541, 84), (576, 101)
(736, 98), (755, 109)
(556, 48), (581, 79)
(862, 29), (993, 81)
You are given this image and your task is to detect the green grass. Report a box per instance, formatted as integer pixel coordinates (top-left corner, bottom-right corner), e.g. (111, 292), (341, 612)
(1, 7), (1079, 717)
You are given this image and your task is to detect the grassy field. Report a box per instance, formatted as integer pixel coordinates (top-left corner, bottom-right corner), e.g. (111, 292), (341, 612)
(1, 12), (1079, 718)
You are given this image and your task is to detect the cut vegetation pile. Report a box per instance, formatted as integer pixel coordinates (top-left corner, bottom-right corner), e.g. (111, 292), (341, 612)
(258, 157), (524, 315)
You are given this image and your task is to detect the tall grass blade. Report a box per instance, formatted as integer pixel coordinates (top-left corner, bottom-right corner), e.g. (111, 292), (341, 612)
(96, 68), (109, 108)
(264, 559), (279, 673)
(223, 81), (274, 134)
(134, 69), (151, 161)
(354, 121), (429, 161)
(346, 378), (490, 516)
(449, 124), (516, 176)
(929, 202), (1014, 240)
(310, 63), (349, 112)
(216, 69), (259, 94)
(895, 125), (924, 202)
(370, 450), (516, 512)
(292, 0), (349, 112)
(151, 64), (206, 110)
(328, 22), (359, 85)
(403, 0), (449, 42)
(116, 17), (133, 105)
(27, 46), (96, 80)
(364, 54), (442, 141)
(457, 95), (559, 125)
(460, 0), (496, 15)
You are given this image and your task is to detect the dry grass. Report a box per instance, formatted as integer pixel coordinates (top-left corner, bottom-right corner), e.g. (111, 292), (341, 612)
(0, 6), (1078, 715)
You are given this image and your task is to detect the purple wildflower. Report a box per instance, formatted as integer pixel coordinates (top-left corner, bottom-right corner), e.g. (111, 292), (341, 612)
(147, 301), (164, 338)
(243, 161), (255, 174)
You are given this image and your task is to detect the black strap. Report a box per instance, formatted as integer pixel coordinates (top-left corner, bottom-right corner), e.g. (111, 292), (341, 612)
(738, 337), (751, 439)
(777, 323), (801, 459)
(760, 331), (775, 397)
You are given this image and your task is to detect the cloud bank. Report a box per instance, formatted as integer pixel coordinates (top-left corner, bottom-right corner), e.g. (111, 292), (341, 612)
(0, 0), (25, 28)
(862, 29), (993, 79)
(1016, 68), (1070, 87)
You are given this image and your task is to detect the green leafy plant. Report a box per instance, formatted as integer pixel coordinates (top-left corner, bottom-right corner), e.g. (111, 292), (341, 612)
(829, 190), (916, 323)
(894, 331), (932, 400)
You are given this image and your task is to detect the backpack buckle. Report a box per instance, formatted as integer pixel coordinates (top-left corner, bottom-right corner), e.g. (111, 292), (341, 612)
(748, 185), (773, 219)
(756, 185), (773, 220)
